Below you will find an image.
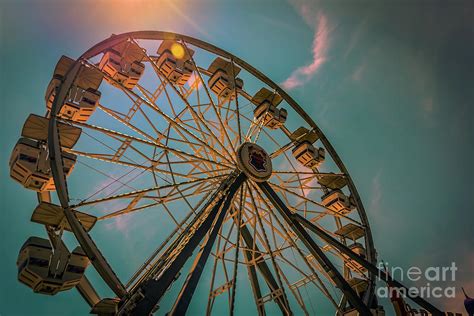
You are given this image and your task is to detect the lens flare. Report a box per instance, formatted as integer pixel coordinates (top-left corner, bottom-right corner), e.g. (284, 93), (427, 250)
(171, 43), (185, 59)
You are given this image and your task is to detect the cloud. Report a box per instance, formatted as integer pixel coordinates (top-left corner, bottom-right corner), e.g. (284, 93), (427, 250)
(352, 62), (367, 82)
(104, 211), (134, 239)
(370, 170), (382, 213)
(282, 9), (330, 90)
(343, 17), (369, 60)
(421, 97), (434, 113)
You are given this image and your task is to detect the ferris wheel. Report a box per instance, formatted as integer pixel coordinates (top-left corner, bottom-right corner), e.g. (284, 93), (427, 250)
(9, 31), (443, 315)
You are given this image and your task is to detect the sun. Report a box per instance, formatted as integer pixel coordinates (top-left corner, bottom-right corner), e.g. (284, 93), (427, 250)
(170, 42), (185, 59)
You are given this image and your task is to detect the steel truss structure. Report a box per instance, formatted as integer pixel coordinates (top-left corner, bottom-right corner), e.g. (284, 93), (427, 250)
(12, 31), (444, 315)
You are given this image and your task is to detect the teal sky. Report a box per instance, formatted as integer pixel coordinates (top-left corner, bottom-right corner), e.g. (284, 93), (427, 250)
(1, 0), (473, 315)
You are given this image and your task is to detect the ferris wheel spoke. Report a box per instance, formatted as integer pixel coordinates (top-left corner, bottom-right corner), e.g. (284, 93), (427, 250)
(162, 110), (219, 175)
(163, 148), (211, 216)
(217, 213), (238, 308)
(116, 81), (166, 138)
(277, 255), (338, 310)
(274, 261), (311, 315)
(97, 103), (167, 143)
(181, 40), (239, 157)
(141, 43), (238, 164)
(100, 97), (203, 152)
(239, 200), (293, 246)
(223, 98), (234, 122)
(241, 238), (266, 316)
(161, 120), (225, 184)
(80, 167), (222, 225)
(62, 117), (233, 170)
(66, 148), (211, 180)
(243, 189), (314, 314)
(157, 77), (211, 142)
(162, 139), (213, 179)
(77, 181), (211, 222)
(163, 130), (221, 180)
(191, 101), (280, 154)
(238, 223), (292, 314)
(244, 117), (262, 143)
(134, 103), (166, 138)
(96, 182), (218, 221)
(268, 141), (294, 159)
(74, 159), (156, 207)
(86, 59), (235, 166)
(176, 116), (215, 140)
(249, 183), (339, 308)
(247, 183), (294, 315)
(72, 174), (226, 208)
(74, 151), (226, 192)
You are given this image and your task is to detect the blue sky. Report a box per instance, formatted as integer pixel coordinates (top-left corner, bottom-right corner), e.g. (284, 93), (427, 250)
(1, 0), (473, 315)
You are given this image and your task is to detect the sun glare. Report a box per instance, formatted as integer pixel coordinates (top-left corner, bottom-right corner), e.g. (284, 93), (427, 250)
(171, 43), (185, 59)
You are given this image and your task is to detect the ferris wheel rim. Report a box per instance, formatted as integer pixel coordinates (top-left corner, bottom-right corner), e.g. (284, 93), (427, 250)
(46, 30), (377, 312)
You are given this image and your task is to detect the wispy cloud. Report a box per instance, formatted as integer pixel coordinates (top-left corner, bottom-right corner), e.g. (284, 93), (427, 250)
(352, 62), (367, 82)
(282, 6), (330, 90)
(343, 17), (369, 60)
(370, 170), (382, 214)
(104, 211), (134, 239)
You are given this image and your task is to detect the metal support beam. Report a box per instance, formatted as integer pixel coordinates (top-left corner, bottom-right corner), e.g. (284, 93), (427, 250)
(124, 172), (245, 315)
(257, 182), (372, 315)
(169, 174), (245, 315)
(240, 225), (292, 315)
(293, 213), (444, 315)
(243, 248), (266, 316)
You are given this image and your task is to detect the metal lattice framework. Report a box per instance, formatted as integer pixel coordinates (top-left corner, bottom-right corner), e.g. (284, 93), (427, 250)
(15, 31), (443, 315)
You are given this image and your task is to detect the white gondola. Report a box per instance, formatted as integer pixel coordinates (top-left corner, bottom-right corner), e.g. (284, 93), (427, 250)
(9, 138), (76, 192)
(343, 242), (367, 273)
(347, 277), (369, 297)
(349, 242), (366, 257)
(10, 114), (79, 191)
(292, 141), (325, 169)
(321, 189), (354, 215)
(252, 88), (287, 129)
(207, 57), (243, 100)
(318, 172), (348, 190)
(335, 223), (365, 241)
(156, 40), (194, 86)
(21, 114), (82, 148)
(31, 202), (97, 232)
(17, 237), (89, 295)
(45, 56), (103, 123)
(99, 41), (145, 89)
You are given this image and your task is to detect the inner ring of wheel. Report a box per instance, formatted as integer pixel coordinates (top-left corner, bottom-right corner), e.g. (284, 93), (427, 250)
(47, 30), (377, 304)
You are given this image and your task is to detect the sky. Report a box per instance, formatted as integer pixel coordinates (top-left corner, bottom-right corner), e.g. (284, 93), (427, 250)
(1, 0), (473, 315)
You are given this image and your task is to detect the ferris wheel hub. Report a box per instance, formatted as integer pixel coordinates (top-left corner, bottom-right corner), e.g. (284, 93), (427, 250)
(236, 142), (272, 182)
